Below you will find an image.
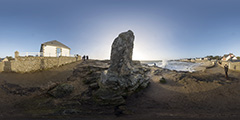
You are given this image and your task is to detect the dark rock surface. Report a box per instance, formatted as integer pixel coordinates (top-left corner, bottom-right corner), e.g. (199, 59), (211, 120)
(48, 83), (74, 98)
(0, 81), (40, 96)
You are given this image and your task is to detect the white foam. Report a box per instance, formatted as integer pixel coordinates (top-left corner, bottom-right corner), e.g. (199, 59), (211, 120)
(148, 61), (201, 72)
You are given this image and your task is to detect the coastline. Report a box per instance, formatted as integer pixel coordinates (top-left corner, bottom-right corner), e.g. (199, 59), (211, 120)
(142, 60), (216, 72)
(192, 60), (216, 72)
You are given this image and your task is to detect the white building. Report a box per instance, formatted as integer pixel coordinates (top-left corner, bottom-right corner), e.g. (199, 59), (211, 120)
(196, 58), (203, 61)
(40, 40), (71, 57)
(222, 53), (238, 61)
(0, 58), (8, 62)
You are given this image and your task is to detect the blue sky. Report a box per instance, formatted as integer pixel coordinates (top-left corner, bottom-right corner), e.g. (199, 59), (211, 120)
(0, 0), (240, 60)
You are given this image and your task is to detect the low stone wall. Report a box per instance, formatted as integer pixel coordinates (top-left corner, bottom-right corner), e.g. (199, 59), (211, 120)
(0, 62), (3, 72)
(0, 56), (81, 73)
(218, 61), (240, 72)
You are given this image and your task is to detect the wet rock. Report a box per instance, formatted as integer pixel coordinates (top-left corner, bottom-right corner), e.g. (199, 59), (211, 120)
(48, 83), (74, 98)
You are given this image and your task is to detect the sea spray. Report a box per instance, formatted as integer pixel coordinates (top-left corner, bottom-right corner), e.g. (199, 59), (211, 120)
(154, 59), (168, 68)
(162, 59), (168, 68)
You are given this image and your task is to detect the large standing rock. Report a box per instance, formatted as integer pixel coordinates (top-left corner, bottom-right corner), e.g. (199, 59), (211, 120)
(108, 30), (134, 76)
(93, 30), (150, 105)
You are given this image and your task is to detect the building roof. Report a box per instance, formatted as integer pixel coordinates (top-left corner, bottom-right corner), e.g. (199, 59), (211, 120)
(0, 58), (8, 62)
(41, 40), (70, 49)
(223, 54), (228, 58)
(223, 53), (234, 58)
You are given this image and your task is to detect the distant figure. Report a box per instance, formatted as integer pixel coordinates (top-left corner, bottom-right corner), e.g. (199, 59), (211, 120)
(76, 54), (79, 61)
(86, 56), (89, 60)
(224, 64), (229, 80)
(82, 55), (85, 61)
(153, 63), (156, 67)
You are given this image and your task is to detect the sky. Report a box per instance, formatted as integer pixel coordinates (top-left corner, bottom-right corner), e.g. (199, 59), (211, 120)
(0, 0), (240, 60)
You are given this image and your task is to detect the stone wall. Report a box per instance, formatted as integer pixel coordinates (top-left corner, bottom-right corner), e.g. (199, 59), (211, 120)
(0, 56), (81, 73)
(0, 62), (3, 72)
(218, 61), (240, 72)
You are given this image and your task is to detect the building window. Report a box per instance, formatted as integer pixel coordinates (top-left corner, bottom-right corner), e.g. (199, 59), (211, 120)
(57, 48), (62, 57)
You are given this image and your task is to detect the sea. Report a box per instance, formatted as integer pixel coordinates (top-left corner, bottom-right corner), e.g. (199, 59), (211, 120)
(141, 60), (201, 72)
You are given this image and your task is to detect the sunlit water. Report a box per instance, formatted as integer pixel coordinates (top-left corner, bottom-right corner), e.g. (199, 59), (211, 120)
(141, 60), (201, 72)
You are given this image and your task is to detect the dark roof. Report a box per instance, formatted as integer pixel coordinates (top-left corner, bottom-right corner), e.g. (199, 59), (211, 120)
(42, 40), (70, 49)
(223, 54), (228, 58)
(0, 58), (7, 62)
(223, 53), (235, 58)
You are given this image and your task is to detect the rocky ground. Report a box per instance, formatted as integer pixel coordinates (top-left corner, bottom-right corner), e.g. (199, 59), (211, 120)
(127, 64), (240, 120)
(0, 60), (240, 120)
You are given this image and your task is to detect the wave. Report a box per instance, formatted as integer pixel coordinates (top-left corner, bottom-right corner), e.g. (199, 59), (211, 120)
(144, 60), (201, 72)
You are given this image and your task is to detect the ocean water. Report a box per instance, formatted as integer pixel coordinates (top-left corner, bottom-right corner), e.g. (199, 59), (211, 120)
(141, 60), (201, 72)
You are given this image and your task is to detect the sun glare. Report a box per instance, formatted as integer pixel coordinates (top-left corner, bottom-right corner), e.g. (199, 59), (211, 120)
(133, 51), (144, 60)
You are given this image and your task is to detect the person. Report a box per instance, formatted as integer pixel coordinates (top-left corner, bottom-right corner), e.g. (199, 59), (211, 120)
(82, 55), (85, 61)
(86, 56), (89, 60)
(224, 64), (229, 80)
(75, 54), (79, 61)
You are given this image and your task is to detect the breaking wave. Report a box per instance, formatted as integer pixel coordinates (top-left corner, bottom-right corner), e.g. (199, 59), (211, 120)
(143, 60), (201, 72)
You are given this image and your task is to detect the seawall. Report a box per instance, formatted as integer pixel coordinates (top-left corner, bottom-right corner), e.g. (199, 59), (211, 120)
(0, 56), (81, 73)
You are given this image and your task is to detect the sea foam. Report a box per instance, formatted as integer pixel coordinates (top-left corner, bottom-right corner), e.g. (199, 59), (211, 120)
(145, 60), (201, 72)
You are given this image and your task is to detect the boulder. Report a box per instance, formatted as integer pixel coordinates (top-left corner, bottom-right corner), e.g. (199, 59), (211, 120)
(48, 83), (74, 98)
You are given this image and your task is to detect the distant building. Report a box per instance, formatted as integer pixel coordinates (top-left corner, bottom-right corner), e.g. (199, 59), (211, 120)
(221, 53), (238, 61)
(0, 58), (8, 62)
(190, 58), (196, 62)
(40, 40), (71, 57)
(204, 57), (210, 60)
(196, 58), (204, 61)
